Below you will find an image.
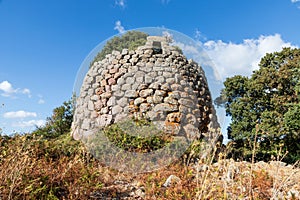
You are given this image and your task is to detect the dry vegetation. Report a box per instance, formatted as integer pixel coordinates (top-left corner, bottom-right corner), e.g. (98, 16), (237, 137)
(0, 131), (299, 200)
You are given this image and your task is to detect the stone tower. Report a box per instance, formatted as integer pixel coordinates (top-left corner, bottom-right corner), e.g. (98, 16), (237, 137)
(71, 36), (222, 145)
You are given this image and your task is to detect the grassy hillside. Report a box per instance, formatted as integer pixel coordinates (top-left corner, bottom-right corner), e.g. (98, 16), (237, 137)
(1, 130), (299, 199)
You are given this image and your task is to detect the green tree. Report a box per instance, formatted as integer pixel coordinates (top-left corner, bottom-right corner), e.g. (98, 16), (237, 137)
(219, 48), (300, 163)
(91, 31), (148, 65)
(33, 99), (74, 138)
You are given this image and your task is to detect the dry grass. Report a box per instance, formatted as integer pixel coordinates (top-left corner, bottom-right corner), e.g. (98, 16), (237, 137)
(0, 132), (299, 199)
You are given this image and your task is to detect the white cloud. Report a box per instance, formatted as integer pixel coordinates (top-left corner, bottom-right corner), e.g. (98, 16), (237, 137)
(12, 120), (46, 128)
(38, 99), (45, 104)
(202, 34), (297, 80)
(0, 81), (31, 98)
(195, 29), (207, 41)
(37, 94), (45, 104)
(0, 81), (14, 96)
(168, 32), (296, 82)
(114, 20), (125, 34)
(115, 0), (125, 8)
(161, 0), (170, 4)
(22, 88), (31, 98)
(3, 110), (37, 119)
(173, 41), (200, 55)
(158, 31), (296, 83)
(291, 0), (300, 9)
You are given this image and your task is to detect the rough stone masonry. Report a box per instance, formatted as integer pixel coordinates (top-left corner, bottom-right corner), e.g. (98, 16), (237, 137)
(71, 36), (222, 145)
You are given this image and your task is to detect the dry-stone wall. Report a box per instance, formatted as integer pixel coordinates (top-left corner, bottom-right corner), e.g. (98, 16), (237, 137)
(72, 36), (222, 144)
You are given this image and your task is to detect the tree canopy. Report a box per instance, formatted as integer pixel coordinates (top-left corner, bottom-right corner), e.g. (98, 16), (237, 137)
(32, 99), (74, 138)
(91, 31), (148, 65)
(217, 48), (300, 163)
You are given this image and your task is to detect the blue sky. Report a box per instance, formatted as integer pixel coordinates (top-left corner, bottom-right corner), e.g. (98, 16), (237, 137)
(0, 0), (300, 135)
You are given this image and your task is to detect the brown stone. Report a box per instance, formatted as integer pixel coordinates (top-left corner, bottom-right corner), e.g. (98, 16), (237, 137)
(153, 95), (164, 104)
(100, 92), (112, 99)
(153, 103), (178, 112)
(167, 112), (181, 123)
(125, 90), (138, 98)
(179, 105), (191, 114)
(164, 96), (178, 105)
(105, 73), (112, 79)
(139, 103), (150, 113)
(105, 85), (111, 92)
(154, 90), (167, 96)
(185, 113), (197, 125)
(91, 111), (99, 118)
(139, 89), (154, 97)
(108, 78), (116, 85)
(164, 121), (180, 135)
(109, 68), (118, 74)
(94, 100), (103, 111)
(146, 96), (154, 104)
(171, 84), (182, 91)
(168, 91), (180, 99)
(137, 84), (148, 90)
(161, 83), (171, 91)
(96, 87), (105, 95)
(100, 79), (107, 87)
(114, 72), (123, 79)
(128, 104), (138, 113)
(178, 98), (195, 108)
(148, 82), (160, 89)
(134, 97), (146, 106)
(124, 55), (131, 60)
(112, 59), (118, 65)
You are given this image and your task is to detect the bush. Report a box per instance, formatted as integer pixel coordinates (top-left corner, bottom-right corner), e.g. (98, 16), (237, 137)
(32, 99), (74, 138)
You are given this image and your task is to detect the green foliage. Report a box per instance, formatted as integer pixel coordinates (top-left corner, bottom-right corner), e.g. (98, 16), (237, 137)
(214, 88), (228, 107)
(91, 31), (148, 65)
(32, 99), (74, 138)
(103, 118), (172, 153)
(284, 103), (300, 133)
(283, 103), (300, 161)
(173, 46), (183, 54)
(219, 48), (300, 163)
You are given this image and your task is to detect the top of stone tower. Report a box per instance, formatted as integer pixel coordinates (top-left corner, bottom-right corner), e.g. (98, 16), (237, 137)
(136, 36), (180, 55)
(146, 36), (168, 43)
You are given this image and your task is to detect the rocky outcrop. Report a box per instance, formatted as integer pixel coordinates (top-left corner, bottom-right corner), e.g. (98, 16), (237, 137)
(72, 36), (222, 145)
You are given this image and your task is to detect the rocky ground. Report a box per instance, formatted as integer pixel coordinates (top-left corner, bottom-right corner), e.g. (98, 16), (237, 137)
(85, 158), (300, 199)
